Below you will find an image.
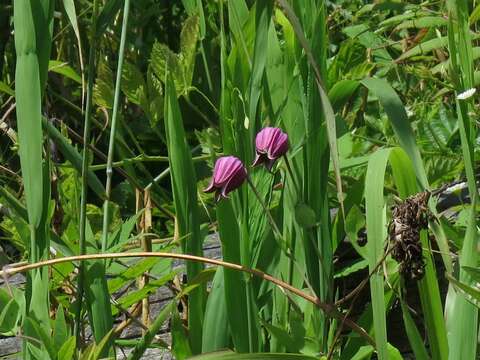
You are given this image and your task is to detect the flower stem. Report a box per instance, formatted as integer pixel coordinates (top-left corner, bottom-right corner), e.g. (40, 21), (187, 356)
(246, 176), (283, 242)
(283, 155), (301, 197)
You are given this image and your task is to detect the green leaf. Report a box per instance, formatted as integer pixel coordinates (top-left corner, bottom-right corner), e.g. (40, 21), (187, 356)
(57, 336), (76, 360)
(121, 61), (147, 105)
(85, 261), (114, 358)
(164, 72), (205, 353)
(365, 148), (391, 360)
(13, 0), (46, 228)
(294, 203), (317, 229)
(54, 304), (69, 351)
(171, 307), (193, 360)
(113, 271), (178, 316)
(126, 300), (176, 360)
(48, 60), (81, 83)
(96, 0), (122, 38)
(202, 267), (230, 352)
(0, 80), (15, 96)
(361, 77), (428, 188)
(328, 79), (360, 112)
(107, 258), (159, 293)
(216, 200), (253, 353)
(400, 300), (429, 360)
(180, 15), (199, 90)
(395, 16), (448, 30)
(0, 298), (20, 334)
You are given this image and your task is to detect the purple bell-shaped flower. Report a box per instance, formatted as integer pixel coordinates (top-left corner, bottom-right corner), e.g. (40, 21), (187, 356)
(204, 156), (247, 201)
(252, 127), (289, 170)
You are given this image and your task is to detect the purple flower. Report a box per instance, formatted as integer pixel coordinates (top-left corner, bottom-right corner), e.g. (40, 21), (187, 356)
(252, 127), (289, 170)
(204, 156), (247, 201)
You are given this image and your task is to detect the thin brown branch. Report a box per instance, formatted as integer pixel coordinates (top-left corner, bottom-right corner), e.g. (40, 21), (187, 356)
(0, 251), (374, 346)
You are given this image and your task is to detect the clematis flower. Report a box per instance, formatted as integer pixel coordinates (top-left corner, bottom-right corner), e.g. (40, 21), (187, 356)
(252, 127), (289, 170)
(204, 156), (247, 201)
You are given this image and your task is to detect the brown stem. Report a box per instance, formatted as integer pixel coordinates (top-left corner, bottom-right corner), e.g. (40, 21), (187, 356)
(1, 251), (374, 346)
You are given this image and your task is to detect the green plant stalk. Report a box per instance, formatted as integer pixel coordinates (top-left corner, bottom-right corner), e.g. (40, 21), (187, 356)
(446, 2), (479, 359)
(75, 0), (99, 341)
(101, 0), (131, 252)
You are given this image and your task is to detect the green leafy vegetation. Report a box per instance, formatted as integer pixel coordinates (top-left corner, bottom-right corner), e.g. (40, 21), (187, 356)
(0, 1), (479, 359)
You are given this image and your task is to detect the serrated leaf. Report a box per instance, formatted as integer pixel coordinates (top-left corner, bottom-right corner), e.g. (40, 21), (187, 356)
(180, 15), (199, 90)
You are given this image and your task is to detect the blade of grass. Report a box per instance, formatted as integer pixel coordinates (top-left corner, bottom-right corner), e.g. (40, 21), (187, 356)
(164, 72), (205, 354)
(201, 267), (230, 352)
(446, 2), (479, 359)
(365, 148), (391, 360)
(75, 0), (100, 342)
(62, 0), (85, 108)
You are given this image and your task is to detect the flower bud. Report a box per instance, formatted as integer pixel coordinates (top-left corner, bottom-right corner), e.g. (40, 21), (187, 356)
(204, 156), (247, 201)
(252, 127), (289, 170)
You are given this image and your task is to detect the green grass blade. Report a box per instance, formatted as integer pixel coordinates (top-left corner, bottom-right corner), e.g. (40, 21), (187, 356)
(216, 200), (252, 353)
(365, 148), (391, 360)
(446, 2), (479, 359)
(202, 268), (230, 352)
(84, 261), (114, 358)
(164, 73), (205, 354)
(248, 1), (273, 130)
(361, 78), (428, 188)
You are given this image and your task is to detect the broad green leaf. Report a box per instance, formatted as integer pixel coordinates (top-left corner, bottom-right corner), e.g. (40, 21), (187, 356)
(13, 0), (46, 227)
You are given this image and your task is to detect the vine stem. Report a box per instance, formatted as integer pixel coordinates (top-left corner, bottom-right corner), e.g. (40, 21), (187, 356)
(0, 251), (373, 346)
(101, 0), (131, 252)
